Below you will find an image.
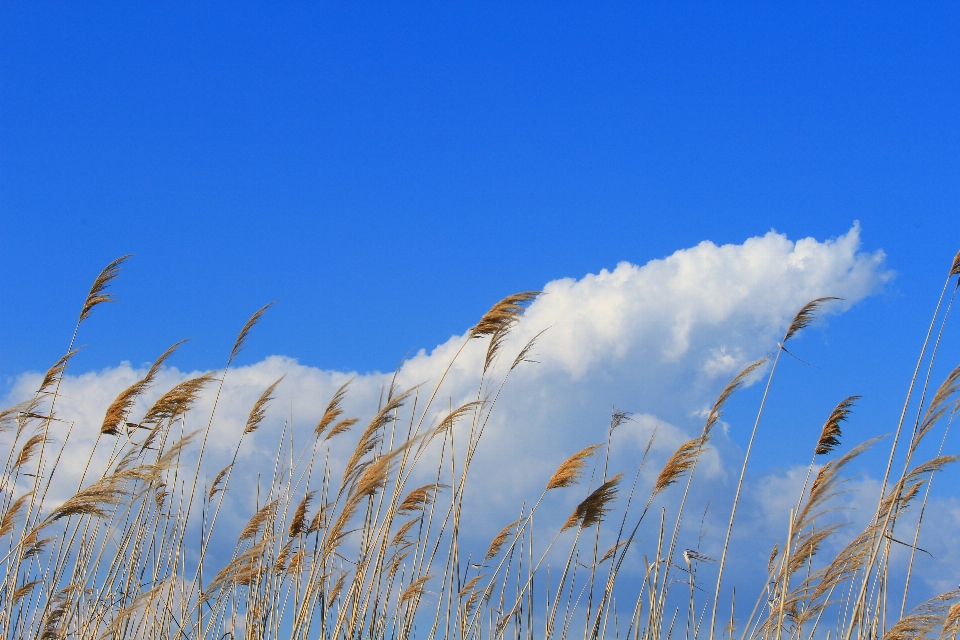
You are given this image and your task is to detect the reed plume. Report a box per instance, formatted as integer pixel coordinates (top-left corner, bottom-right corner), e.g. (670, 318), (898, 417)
(244, 376), (284, 435)
(546, 443), (602, 491)
(228, 301), (275, 365)
(783, 297), (841, 343)
(470, 292), (540, 338)
(653, 438), (704, 496)
(815, 395), (859, 456)
(101, 340), (186, 434)
(315, 380), (352, 438)
(79, 255), (131, 323)
(562, 473), (624, 532)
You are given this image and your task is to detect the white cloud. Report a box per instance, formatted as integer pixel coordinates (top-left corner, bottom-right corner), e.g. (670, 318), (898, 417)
(2, 224), (896, 600)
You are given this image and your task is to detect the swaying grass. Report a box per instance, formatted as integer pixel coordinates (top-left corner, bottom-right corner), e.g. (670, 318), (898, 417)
(2, 252), (960, 640)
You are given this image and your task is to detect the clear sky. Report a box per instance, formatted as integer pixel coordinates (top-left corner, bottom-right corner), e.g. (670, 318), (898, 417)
(2, 1), (960, 612)
(2, 1), (958, 378)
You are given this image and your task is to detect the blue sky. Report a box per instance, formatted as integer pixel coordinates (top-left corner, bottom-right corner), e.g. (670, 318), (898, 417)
(2, 0), (960, 614)
(2, 1), (958, 378)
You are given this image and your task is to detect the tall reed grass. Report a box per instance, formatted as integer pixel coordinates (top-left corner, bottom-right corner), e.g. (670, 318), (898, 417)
(1, 252), (959, 640)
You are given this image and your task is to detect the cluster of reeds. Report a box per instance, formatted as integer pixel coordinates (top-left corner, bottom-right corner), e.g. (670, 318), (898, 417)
(1, 251), (959, 640)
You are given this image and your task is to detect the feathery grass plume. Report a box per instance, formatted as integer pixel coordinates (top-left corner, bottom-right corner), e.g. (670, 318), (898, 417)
(101, 579), (167, 638)
(78, 254), (131, 323)
(43, 465), (151, 522)
(244, 376), (284, 434)
(783, 297), (841, 343)
(610, 408), (632, 432)
(0, 491), (32, 537)
(315, 379), (352, 437)
(783, 524), (842, 578)
(340, 389), (412, 492)
(546, 444), (603, 491)
(238, 499), (280, 543)
(324, 417), (358, 442)
(275, 540), (293, 573)
(287, 549), (308, 575)
(943, 602), (960, 639)
(460, 573), (485, 596)
(38, 347), (82, 394)
(875, 454), (960, 523)
(14, 433), (49, 470)
(952, 249), (960, 276)
(139, 372), (216, 425)
(352, 453), (394, 500)
(767, 542), (780, 575)
(601, 540), (630, 564)
(797, 436), (884, 531)
(398, 484), (441, 513)
(326, 454), (397, 553)
(912, 363), (960, 452)
(704, 358), (768, 436)
(206, 538), (272, 594)
(12, 579), (40, 606)
(391, 519), (420, 547)
(881, 590), (960, 640)
(289, 491), (315, 537)
(328, 571), (349, 607)
(209, 464), (232, 499)
(228, 301), (275, 365)
(899, 481), (923, 506)
(484, 327), (511, 373)
(308, 501), (331, 533)
(154, 430), (198, 473)
(101, 340), (187, 434)
(652, 438), (704, 496)
(470, 291), (541, 338)
(511, 328), (548, 371)
(562, 472), (624, 531)
(154, 482), (168, 510)
(0, 398), (38, 434)
(485, 519), (519, 561)
(436, 400), (483, 435)
(903, 455), (959, 485)
(400, 574), (434, 604)
(20, 528), (52, 560)
(41, 583), (81, 640)
(815, 396), (859, 455)
(811, 514), (893, 604)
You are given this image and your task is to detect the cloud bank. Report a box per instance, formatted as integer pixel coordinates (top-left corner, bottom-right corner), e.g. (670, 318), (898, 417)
(10, 223), (931, 604)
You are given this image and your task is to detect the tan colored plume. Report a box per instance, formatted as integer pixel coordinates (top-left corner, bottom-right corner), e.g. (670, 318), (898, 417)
(79, 255), (132, 323)
(783, 297), (841, 343)
(546, 443), (602, 491)
(315, 380), (352, 437)
(815, 396), (859, 456)
(288, 490), (315, 537)
(140, 373), (216, 425)
(244, 376), (284, 434)
(704, 358), (768, 436)
(101, 340), (187, 434)
(470, 291), (540, 338)
(484, 519), (519, 560)
(0, 492), (33, 537)
(562, 472), (624, 531)
(228, 301), (275, 365)
(39, 348), (82, 394)
(653, 437), (704, 496)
